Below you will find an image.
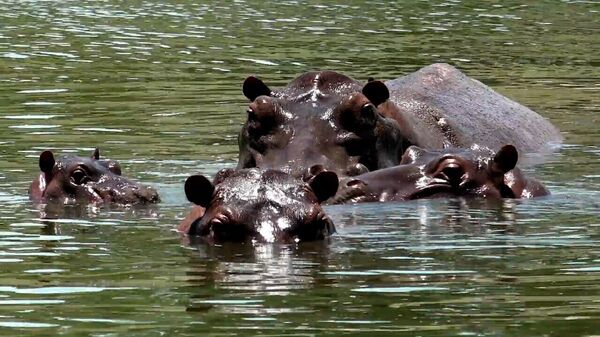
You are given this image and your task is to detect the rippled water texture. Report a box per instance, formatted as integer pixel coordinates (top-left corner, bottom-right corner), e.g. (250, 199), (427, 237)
(0, 1), (599, 336)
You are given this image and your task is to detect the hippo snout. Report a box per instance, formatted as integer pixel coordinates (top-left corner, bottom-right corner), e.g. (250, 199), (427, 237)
(95, 182), (160, 205)
(134, 185), (160, 203)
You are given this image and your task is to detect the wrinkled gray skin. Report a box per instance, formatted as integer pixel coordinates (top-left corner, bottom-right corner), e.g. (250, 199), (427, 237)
(182, 168), (338, 243)
(238, 71), (406, 176)
(29, 149), (160, 205)
(330, 144), (549, 204)
(377, 63), (562, 154)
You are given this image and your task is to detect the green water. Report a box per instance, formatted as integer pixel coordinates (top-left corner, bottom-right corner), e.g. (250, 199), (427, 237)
(0, 1), (599, 336)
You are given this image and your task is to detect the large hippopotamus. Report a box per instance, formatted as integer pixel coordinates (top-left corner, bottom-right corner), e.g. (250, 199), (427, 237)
(29, 148), (160, 205)
(179, 167), (339, 243)
(238, 71), (406, 176)
(376, 63), (562, 153)
(238, 64), (561, 176)
(330, 144), (549, 204)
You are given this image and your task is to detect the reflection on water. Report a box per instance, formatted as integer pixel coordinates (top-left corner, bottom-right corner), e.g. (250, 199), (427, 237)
(1, 0), (599, 336)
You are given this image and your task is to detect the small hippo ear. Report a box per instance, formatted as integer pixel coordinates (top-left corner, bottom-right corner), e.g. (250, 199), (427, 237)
(243, 76), (272, 101)
(184, 174), (215, 207)
(493, 145), (518, 173)
(400, 146), (426, 165)
(91, 148), (100, 160)
(309, 171), (339, 203)
(39, 150), (56, 174)
(345, 163), (369, 176)
(106, 161), (122, 176)
(362, 80), (389, 107)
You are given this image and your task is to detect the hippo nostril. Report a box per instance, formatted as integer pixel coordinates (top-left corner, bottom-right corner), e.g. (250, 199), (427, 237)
(440, 164), (464, 185)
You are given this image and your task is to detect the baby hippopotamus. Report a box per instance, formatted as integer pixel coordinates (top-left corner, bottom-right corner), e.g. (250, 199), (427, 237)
(179, 167), (339, 243)
(331, 145), (549, 204)
(29, 148), (160, 205)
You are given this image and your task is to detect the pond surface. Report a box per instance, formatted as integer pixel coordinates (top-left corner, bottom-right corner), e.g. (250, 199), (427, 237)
(1, 0), (599, 336)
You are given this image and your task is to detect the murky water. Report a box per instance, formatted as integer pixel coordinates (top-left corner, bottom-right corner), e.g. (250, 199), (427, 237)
(1, 1), (599, 336)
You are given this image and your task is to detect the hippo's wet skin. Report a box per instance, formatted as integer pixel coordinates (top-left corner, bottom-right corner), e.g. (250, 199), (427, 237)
(331, 145), (549, 204)
(376, 63), (562, 153)
(179, 167), (339, 243)
(29, 149), (160, 205)
(238, 71), (406, 176)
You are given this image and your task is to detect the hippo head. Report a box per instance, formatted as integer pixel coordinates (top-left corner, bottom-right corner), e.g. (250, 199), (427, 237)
(29, 149), (160, 205)
(331, 144), (527, 204)
(237, 71), (404, 176)
(183, 168), (338, 243)
(400, 145), (520, 199)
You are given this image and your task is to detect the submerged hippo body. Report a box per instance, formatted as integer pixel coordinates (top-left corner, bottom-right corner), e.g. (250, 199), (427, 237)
(180, 167), (339, 243)
(331, 145), (549, 204)
(238, 71), (405, 176)
(378, 63), (562, 153)
(29, 149), (160, 205)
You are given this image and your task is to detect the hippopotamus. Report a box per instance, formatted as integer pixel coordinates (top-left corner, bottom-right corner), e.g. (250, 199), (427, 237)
(29, 148), (160, 205)
(330, 144), (549, 204)
(375, 63), (562, 154)
(179, 167), (339, 243)
(238, 71), (406, 176)
(238, 65), (561, 177)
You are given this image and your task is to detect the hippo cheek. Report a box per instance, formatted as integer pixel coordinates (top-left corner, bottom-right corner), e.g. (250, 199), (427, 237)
(208, 221), (254, 243)
(409, 183), (455, 200)
(77, 184), (106, 203)
(283, 211), (335, 242)
(289, 218), (335, 242)
(473, 183), (506, 199)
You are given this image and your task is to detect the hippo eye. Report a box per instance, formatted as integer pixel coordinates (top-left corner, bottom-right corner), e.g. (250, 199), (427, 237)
(71, 168), (90, 185)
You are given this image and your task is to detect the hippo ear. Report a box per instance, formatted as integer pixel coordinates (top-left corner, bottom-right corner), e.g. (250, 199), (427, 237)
(400, 145), (426, 165)
(362, 80), (389, 107)
(309, 171), (339, 203)
(184, 174), (215, 207)
(243, 76), (272, 101)
(39, 150), (56, 174)
(91, 148), (100, 160)
(493, 145), (518, 173)
(101, 160), (122, 176)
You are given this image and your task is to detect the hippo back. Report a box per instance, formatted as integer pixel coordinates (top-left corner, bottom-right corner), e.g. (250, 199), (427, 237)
(383, 63), (562, 154)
